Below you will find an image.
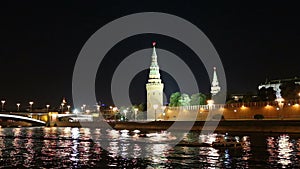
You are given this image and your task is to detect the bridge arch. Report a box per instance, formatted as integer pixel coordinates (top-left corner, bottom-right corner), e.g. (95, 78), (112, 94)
(0, 114), (46, 126)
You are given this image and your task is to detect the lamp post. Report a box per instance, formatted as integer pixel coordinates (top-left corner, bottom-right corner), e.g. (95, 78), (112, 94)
(29, 101), (34, 112)
(109, 106), (113, 117)
(1, 100), (5, 111)
(46, 104), (50, 112)
(67, 105), (71, 112)
(83, 104), (86, 112)
(134, 108), (138, 121)
(96, 105), (100, 113)
(123, 109), (127, 121)
(113, 107), (118, 121)
(153, 104), (158, 121)
(16, 103), (20, 111)
(61, 103), (65, 113)
(161, 106), (166, 120)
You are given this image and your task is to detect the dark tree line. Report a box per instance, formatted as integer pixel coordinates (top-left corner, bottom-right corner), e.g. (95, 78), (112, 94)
(227, 82), (300, 103)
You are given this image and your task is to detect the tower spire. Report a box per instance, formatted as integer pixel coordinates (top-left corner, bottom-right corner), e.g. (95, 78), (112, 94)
(211, 67), (221, 96)
(148, 41), (161, 83)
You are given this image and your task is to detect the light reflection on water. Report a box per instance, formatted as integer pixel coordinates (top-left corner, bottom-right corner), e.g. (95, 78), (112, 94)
(267, 134), (300, 168)
(0, 127), (299, 168)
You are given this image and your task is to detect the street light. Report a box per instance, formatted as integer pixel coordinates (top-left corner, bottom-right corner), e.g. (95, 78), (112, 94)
(46, 104), (50, 112)
(1, 100), (5, 111)
(112, 107), (118, 112)
(153, 104), (158, 121)
(29, 101), (34, 112)
(61, 103), (65, 113)
(96, 105), (100, 113)
(123, 109), (128, 121)
(113, 107), (118, 121)
(134, 108), (138, 121)
(161, 106), (166, 120)
(109, 106), (113, 117)
(16, 103), (20, 111)
(67, 105), (71, 112)
(83, 104), (86, 112)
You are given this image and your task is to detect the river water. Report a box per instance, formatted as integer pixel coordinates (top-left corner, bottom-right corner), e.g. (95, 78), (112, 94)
(0, 127), (299, 168)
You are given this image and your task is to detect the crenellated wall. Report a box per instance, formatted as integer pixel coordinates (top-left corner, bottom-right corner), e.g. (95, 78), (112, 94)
(162, 104), (300, 121)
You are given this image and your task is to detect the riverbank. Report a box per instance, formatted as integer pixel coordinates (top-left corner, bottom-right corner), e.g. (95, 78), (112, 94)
(44, 120), (300, 133)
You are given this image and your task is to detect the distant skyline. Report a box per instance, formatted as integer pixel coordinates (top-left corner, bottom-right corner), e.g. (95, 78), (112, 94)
(1, 1), (300, 109)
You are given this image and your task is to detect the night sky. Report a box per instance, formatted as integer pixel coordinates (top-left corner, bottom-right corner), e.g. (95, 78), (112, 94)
(1, 1), (299, 109)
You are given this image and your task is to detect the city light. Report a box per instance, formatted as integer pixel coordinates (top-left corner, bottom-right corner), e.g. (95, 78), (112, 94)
(207, 100), (214, 106)
(161, 106), (166, 120)
(1, 100), (5, 111)
(265, 104), (272, 109)
(134, 108), (138, 121)
(29, 101), (34, 112)
(46, 104), (50, 112)
(276, 98), (285, 109)
(123, 109), (128, 121)
(16, 103), (20, 111)
(61, 103), (65, 113)
(112, 107), (118, 112)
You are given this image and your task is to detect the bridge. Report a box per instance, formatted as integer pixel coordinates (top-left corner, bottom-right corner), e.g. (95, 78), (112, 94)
(0, 113), (46, 126)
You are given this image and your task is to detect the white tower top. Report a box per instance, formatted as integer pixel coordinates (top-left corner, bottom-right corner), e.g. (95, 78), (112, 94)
(148, 42), (162, 83)
(211, 67), (221, 96)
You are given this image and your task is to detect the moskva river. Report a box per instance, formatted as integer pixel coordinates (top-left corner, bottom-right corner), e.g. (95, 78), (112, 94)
(0, 127), (299, 168)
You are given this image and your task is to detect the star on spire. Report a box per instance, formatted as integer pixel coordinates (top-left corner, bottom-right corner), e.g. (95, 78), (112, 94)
(152, 41), (156, 47)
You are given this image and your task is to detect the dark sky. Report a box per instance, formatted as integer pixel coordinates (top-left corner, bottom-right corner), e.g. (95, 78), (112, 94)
(0, 1), (299, 109)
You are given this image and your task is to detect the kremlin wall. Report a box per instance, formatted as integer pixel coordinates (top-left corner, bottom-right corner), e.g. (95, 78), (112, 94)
(161, 101), (300, 121)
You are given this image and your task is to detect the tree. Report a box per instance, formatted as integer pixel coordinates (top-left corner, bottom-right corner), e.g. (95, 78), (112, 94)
(258, 87), (276, 101)
(242, 95), (253, 103)
(169, 92), (181, 107)
(118, 106), (133, 121)
(280, 82), (300, 100)
(190, 93), (207, 105)
(138, 103), (145, 111)
(136, 111), (146, 120)
(178, 93), (191, 106)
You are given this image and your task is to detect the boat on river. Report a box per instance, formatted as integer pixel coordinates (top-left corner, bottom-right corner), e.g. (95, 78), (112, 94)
(212, 134), (243, 148)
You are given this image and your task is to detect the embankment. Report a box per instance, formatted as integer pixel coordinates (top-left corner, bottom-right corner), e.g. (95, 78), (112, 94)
(114, 120), (300, 133)
(51, 120), (300, 133)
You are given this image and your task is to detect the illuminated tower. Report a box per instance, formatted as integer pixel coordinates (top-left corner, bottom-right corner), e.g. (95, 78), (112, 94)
(211, 67), (221, 96)
(146, 42), (164, 121)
